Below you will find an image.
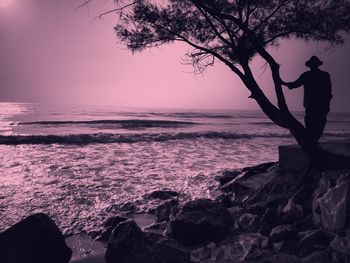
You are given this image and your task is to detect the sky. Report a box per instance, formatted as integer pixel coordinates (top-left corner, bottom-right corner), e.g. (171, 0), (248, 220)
(0, 0), (350, 112)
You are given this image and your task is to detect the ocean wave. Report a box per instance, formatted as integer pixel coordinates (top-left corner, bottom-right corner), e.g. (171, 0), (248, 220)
(149, 112), (234, 119)
(0, 131), (349, 145)
(0, 131), (286, 145)
(18, 119), (197, 128)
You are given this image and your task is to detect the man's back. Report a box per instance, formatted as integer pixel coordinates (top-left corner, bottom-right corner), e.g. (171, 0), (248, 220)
(300, 69), (332, 109)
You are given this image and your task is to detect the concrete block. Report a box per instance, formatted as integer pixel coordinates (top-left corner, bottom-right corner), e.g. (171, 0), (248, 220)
(278, 140), (350, 173)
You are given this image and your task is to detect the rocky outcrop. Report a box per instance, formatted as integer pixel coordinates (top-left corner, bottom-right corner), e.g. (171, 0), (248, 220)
(0, 213), (72, 263)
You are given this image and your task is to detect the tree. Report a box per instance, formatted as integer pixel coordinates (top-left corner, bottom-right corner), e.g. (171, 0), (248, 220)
(83, 0), (350, 161)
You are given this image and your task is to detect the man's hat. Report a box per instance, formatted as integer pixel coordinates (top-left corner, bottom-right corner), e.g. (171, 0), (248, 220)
(305, 56), (323, 68)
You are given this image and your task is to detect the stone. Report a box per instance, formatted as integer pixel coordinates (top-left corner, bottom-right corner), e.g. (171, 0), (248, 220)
(169, 199), (233, 246)
(298, 229), (333, 249)
(242, 162), (276, 174)
(146, 233), (190, 263)
(282, 198), (304, 223)
(293, 214), (315, 232)
(143, 222), (168, 235)
(312, 173), (349, 231)
(119, 202), (137, 213)
(259, 208), (277, 236)
(226, 206), (244, 221)
(272, 241), (284, 253)
(103, 215), (128, 228)
(331, 234), (350, 256)
(216, 169), (240, 186)
(220, 163), (276, 195)
(234, 213), (260, 233)
(105, 220), (190, 263)
(105, 220), (148, 263)
(301, 250), (332, 263)
(155, 199), (179, 223)
(238, 233), (269, 261)
(145, 190), (179, 200)
(0, 213), (72, 263)
(95, 215), (127, 241)
(269, 225), (296, 243)
(215, 193), (234, 208)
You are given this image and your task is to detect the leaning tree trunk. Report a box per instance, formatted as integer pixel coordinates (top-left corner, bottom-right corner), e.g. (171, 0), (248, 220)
(241, 66), (325, 182)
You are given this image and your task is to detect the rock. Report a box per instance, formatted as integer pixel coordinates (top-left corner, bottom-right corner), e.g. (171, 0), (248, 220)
(103, 215), (128, 228)
(242, 162), (276, 174)
(312, 173), (349, 231)
(0, 213), (72, 263)
(216, 169), (240, 186)
(282, 198), (304, 223)
(272, 241), (285, 253)
(269, 225), (296, 243)
(145, 190), (179, 200)
(169, 198), (233, 246)
(215, 193), (234, 208)
(105, 220), (190, 263)
(238, 233), (269, 261)
(298, 229), (333, 249)
(291, 184), (313, 204)
(293, 214), (315, 232)
(105, 220), (149, 263)
(119, 202), (137, 213)
(95, 215), (127, 241)
(226, 206), (244, 221)
(301, 250), (332, 263)
(155, 199), (179, 223)
(146, 233), (190, 263)
(143, 222), (168, 235)
(190, 242), (217, 262)
(331, 234), (350, 256)
(220, 164), (276, 196)
(259, 208), (277, 236)
(234, 213), (260, 233)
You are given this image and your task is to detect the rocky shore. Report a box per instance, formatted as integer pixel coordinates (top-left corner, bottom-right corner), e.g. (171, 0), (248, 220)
(1, 140), (350, 263)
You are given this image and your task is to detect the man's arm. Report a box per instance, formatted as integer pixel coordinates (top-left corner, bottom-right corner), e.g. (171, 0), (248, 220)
(281, 74), (304, 89)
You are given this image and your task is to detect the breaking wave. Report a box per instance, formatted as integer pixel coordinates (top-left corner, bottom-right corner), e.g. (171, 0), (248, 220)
(17, 119), (196, 128)
(0, 131), (292, 145)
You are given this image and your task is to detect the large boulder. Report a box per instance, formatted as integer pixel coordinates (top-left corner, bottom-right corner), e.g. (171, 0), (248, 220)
(0, 213), (72, 263)
(312, 172), (350, 232)
(105, 220), (190, 263)
(105, 220), (149, 263)
(169, 199), (233, 246)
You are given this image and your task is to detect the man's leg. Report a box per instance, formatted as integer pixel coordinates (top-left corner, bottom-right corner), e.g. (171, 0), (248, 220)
(305, 107), (328, 145)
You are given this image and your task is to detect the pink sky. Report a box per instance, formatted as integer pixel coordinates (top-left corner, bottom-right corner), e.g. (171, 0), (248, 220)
(1, 0), (350, 112)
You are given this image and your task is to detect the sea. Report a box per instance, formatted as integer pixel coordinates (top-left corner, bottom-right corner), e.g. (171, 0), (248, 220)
(0, 102), (349, 235)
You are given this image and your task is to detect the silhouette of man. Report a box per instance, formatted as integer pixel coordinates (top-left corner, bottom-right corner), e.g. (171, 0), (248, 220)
(281, 56), (332, 145)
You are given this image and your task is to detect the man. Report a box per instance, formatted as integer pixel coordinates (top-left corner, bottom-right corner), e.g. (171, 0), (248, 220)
(281, 56), (332, 145)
